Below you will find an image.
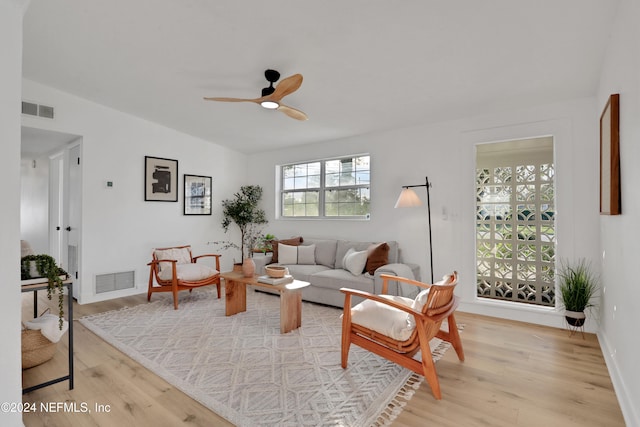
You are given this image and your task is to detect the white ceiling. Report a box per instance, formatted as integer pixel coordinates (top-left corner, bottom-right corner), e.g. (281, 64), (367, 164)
(22, 1), (619, 154)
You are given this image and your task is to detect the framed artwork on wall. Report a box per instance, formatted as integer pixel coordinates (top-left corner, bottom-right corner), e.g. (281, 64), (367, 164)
(145, 156), (178, 202)
(184, 174), (212, 215)
(599, 94), (621, 215)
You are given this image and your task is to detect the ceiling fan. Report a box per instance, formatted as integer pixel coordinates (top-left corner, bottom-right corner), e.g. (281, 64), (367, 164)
(204, 69), (308, 121)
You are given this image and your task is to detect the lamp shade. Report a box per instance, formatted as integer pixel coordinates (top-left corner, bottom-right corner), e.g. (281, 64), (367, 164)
(394, 188), (423, 208)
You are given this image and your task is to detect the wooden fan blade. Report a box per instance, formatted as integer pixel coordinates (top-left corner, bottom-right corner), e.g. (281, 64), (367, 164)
(203, 97), (260, 104)
(269, 74), (303, 102)
(278, 104), (308, 121)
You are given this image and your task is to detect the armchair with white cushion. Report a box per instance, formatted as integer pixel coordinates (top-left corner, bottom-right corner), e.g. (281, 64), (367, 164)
(340, 272), (464, 399)
(147, 245), (221, 309)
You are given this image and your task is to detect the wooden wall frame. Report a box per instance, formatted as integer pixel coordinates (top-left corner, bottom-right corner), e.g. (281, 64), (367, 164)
(600, 94), (620, 215)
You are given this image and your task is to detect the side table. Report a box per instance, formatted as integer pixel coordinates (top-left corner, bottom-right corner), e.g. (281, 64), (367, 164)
(220, 271), (310, 333)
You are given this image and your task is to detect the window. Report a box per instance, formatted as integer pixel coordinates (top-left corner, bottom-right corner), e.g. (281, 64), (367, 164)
(475, 137), (556, 307)
(281, 155), (370, 218)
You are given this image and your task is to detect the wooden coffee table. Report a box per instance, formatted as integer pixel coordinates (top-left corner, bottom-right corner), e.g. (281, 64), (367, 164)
(220, 271), (310, 333)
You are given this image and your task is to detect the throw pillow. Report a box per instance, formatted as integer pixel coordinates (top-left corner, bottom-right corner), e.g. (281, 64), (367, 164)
(270, 237), (303, 263)
(365, 242), (390, 274)
(297, 244), (316, 265)
(155, 247), (192, 279)
(408, 274), (452, 328)
(342, 248), (368, 276)
(278, 243), (299, 265)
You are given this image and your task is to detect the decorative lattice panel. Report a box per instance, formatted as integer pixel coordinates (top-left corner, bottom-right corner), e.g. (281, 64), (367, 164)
(476, 144), (556, 307)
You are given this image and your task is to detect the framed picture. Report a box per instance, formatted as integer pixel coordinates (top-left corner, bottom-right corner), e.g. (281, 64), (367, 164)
(599, 94), (621, 215)
(145, 156), (178, 202)
(184, 174), (212, 215)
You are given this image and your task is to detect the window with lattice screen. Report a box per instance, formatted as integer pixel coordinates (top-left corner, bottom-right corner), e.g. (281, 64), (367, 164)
(476, 137), (556, 307)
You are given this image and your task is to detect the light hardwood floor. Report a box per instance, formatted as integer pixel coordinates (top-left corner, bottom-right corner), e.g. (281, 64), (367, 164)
(21, 291), (625, 427)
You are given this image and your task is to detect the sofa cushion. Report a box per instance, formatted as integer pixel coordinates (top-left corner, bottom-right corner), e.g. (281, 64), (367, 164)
(277, 243), (317, 265)
(301, 239), (338, 268)
(311, 269), (373, 293)
(365, 242), (390, 274)
(335, 240), (376, 270)
(343, 248), (368, 276)
(282, 264), (331, 283)
(270, 237), (303, 263)
(297, 244), (316, 265)
(278, 243), (298, 264)
(386, 241), (399, 264)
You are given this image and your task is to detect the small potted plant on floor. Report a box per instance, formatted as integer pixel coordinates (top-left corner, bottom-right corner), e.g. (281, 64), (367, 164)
(558, 259), (599, 327)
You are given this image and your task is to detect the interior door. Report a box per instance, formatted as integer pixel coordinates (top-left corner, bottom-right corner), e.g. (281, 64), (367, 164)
(67, 143), (82, 299)
(48, 152), (64, 266)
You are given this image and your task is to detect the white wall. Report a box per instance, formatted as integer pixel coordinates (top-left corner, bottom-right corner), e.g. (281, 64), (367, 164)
(596, 0), (640, 424)
(248, 96), (601, 332)
(21, 79), (248, 304)
(1, 1), (28, 425)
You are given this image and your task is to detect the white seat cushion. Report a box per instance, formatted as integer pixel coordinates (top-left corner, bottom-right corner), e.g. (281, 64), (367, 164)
(158, 262), (218, 282)
(350, 295), (415, 341)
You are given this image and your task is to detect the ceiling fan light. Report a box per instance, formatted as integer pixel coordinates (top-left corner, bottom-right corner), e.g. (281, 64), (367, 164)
(261, 100), (279, 109)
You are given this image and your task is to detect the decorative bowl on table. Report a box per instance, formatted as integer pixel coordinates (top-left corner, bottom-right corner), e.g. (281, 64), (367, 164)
(265, 265), (287, 278)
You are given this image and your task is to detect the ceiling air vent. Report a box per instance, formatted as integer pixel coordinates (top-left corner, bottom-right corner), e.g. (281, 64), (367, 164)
(21, 101), (55, 119)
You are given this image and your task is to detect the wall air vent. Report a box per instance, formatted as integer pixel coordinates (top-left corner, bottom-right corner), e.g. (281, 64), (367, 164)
(22, 101), (38, 116)
(21, 101), (55, 119)
(38, 104), (55, 119)
(95, 271), (135, 294)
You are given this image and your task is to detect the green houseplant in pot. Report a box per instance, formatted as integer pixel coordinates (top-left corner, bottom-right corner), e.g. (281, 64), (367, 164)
(558, 259), (599, 327)
(218, 185), (268, 276)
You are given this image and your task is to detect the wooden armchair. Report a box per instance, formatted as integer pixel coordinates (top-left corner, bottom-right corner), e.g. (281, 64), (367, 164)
(147, 245), (221, 309)
(340, 272), (464, 399)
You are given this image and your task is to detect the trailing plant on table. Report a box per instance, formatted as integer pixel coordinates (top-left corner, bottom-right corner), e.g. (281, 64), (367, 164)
(21, 254), (68, 330)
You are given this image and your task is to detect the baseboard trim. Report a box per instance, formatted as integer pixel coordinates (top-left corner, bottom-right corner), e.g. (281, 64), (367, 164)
(597, 331), (639, 427)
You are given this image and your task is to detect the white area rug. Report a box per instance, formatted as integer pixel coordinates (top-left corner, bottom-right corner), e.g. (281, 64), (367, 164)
(80, 289), (455, 426)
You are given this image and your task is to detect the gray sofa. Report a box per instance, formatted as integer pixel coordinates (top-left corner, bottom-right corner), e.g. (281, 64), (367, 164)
(252, 237), (421, 308)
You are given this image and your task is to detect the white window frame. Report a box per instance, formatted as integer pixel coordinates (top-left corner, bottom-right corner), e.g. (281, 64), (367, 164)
(279, 154), (371, 219)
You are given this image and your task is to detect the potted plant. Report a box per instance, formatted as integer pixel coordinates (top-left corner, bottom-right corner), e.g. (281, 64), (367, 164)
(253, 233), (276, 254)
(218, 185), (268, 276)
(558, 259), (599, 327)
(21, 254), (68, 329)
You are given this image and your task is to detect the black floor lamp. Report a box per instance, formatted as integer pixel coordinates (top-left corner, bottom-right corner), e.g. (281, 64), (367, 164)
(394, 176), (434, 283)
